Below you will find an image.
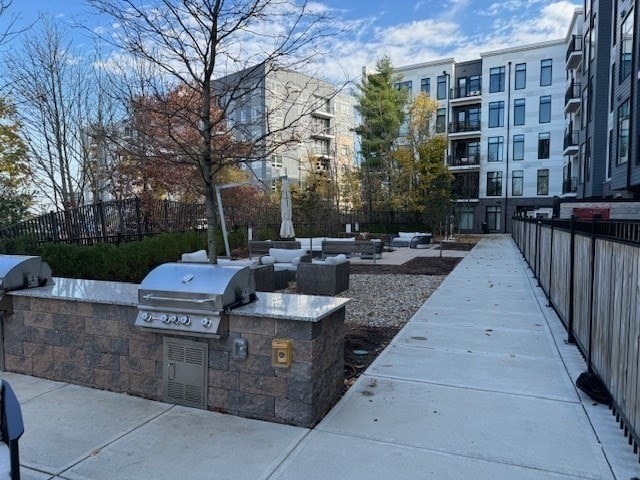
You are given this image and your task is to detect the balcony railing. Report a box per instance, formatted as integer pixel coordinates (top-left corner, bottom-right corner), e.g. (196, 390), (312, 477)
(449, 85), (482, 100)
(563, 129), (579, 150)
(565, 82), (581, 105)
(447, 154), (480, 167)
(566, 35), (583, 69)
(562, 177), (577, 194)
(448, 120), (481, 133)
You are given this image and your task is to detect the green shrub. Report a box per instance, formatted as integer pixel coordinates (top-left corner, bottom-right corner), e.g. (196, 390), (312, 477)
(15, 231), (208, 283)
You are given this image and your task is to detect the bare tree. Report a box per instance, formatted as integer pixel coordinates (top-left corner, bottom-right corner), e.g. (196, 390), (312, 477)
(5, 16), (121, 210)
(88, 0), (344, 262)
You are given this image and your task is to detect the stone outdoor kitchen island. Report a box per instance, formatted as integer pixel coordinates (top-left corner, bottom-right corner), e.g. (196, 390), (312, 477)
(1, 277), (348, 428)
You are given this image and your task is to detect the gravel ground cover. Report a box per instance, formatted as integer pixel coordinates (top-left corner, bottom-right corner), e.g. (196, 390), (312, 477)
(337, 255), (465, 388)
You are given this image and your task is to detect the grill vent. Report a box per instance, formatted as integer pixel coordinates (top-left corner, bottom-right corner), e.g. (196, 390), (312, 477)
(163, 337), (208, 409)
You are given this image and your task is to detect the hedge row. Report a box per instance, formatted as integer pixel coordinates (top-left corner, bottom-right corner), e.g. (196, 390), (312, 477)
(0, 230), (249, 284)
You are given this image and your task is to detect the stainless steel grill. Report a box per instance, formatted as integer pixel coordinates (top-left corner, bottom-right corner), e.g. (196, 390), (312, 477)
(135, 262), (256, 338)
(0, 254), (52, 319)
(0, 255), (52, 295)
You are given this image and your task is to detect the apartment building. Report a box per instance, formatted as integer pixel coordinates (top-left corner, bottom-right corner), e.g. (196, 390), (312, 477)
(217, 63), (357, 202)
(564, 0), (640, 205)
(395, 40), (566, 233)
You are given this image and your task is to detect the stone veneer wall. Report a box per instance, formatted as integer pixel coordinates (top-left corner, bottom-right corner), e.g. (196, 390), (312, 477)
(2, 295), (344, 428)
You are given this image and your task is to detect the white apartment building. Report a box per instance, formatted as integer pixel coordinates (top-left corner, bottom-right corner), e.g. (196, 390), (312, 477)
(394, 40), (567, 233)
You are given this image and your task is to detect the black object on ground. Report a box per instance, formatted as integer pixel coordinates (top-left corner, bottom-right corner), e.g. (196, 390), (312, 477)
(576, 371), (610, 404)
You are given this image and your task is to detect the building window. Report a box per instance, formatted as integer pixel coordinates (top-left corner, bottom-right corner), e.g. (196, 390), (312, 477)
(513, 98), (525, 126)
(436, 108), (446, 133)
(539, 95), (551, 123)
(489, 66), (505, 93)
(457, 206), (474, 231)
(537, 169), (549, 195)
(620, 13), (633, 81)
(538, 132), (550, 159)
(437, 75), (447, 100)
(513, 134), (524, 161)
(468, 75), (481, 94)
(486, 171), (503, 196)
(512, 170), (524, 196)
(487, 136), (504, 162)
(421, 77), (430, 95)
(395, 81), (412, 96)
(617, 99), (630, 165)
(488, 101), (504, 127)
(540, 59), (552, 86)
(486, 206), (501, 231)
(514, 63), (526, 90)
(271, 154), (283, 168)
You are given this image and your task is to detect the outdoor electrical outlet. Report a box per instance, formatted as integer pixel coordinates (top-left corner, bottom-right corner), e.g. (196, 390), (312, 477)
(233, 337), (248, 361)
(272, 339), (292, 368)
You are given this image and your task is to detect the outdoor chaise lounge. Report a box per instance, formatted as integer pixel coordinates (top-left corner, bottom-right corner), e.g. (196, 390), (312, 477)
(391, 232), (433, 249)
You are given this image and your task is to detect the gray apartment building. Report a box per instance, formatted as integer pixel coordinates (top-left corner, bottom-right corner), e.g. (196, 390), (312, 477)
(217, 62), (357, 207)
(558, 2), (640, 219)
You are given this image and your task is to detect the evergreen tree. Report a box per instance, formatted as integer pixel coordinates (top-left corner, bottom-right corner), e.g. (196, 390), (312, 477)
(354, 56), (407, 214)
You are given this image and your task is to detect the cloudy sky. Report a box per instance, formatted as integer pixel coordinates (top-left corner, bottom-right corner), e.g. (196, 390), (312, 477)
(4, 0), (581, 83)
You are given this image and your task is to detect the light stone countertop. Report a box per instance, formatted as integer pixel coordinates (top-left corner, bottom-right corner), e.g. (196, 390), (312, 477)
(9, 277), (350, 322)
(236, 291), (350, 322)
(8, 277), (139, 306)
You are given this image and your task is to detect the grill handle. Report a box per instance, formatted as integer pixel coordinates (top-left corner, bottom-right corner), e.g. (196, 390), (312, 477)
(141, 294), (218, 304)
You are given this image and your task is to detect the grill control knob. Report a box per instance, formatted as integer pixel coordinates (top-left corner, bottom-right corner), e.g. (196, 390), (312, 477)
(201, 317), (212, 328)
(141, 312), (152, 322)
(169, 315), (178, 324)
(160, 315), (170, 324)
(179, 316), (191, 326)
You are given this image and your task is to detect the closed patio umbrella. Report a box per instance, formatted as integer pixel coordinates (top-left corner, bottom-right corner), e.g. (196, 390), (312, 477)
(279, 177), (295, 238)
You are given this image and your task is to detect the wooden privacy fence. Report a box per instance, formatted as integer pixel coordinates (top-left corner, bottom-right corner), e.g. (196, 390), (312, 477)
(512, 216), (640, 453)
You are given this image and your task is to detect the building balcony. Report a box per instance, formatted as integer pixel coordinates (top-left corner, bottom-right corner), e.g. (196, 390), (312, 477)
(310, 127), (334, 140)
(564, 83), (581, 114)
(312, 108), (334, 119)
(311, 148), (333, 159)
(448, 120), (481, 138)
(562, 177), (577, 195)
(566, 35), (583, 70)
(449, 86), (482, 105)
(447, 154), (480, 169)
(563, 130), (579, 156)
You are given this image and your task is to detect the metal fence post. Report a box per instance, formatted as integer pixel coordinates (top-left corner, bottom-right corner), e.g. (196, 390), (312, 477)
(568, 216), (576, 344)
(548, 218), (554, 306)
(587, 218), (598, 373)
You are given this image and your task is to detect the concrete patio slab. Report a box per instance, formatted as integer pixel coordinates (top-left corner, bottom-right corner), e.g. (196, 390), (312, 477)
(368, 343), (577, 401)
(411, 305), (545, 330)
(393, 322), (555, 357)
(271, 430), (589, 480)
(63, 405), (308, 480)
(318, 375), (612, 479)
(0, 372), (66, 403)
(18, 383), (173, 475)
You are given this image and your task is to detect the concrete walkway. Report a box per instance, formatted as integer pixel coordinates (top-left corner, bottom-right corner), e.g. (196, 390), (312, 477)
(4, 235), (640, 479)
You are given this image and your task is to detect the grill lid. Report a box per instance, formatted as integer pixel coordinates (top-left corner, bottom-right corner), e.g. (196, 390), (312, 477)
(0, 255), (52, 293)
(138, 262), (255, 311)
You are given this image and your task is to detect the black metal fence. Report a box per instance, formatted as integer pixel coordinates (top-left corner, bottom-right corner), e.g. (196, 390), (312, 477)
(0, 197), (435, 246)
(512, 216), (640, 455)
